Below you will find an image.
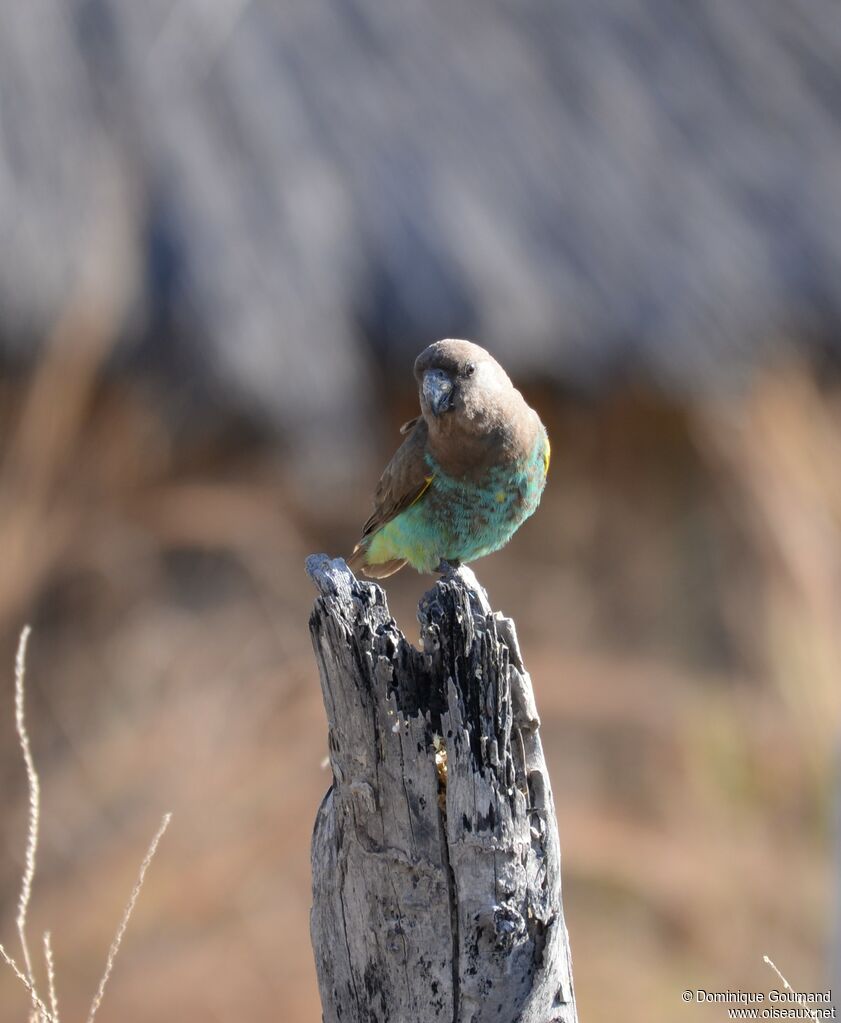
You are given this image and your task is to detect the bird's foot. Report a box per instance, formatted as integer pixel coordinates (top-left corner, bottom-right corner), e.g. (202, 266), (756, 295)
(436, 558), (461, 576)
(433, 560), (492, 616)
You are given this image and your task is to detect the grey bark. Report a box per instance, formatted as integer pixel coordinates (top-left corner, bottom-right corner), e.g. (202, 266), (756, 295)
(306, 555), (577, 1023)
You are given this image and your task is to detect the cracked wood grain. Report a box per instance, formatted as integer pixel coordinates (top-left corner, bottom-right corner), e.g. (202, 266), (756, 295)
(306, 554), (577, 1023)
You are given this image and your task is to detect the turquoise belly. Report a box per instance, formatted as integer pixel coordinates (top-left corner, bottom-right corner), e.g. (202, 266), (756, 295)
(367, 433), (548, 574)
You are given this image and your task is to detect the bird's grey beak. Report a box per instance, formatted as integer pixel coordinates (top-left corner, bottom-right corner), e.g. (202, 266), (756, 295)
(422, 369), (454, 416)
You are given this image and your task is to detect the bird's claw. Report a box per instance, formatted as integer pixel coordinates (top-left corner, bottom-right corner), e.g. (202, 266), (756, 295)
(436, 558), (461, 576)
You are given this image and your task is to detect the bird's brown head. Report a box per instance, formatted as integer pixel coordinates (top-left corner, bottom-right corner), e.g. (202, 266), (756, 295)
(414, 339), (512, 425)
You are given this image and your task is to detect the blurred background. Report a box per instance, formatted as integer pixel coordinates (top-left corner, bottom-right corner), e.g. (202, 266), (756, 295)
(1, 1), (840, 1019)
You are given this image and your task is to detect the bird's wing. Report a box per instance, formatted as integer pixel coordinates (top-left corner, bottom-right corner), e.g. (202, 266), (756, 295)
(360, 416), (432, 539)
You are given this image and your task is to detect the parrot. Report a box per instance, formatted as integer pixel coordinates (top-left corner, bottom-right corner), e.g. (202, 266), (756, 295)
(348, 339), (549, 578)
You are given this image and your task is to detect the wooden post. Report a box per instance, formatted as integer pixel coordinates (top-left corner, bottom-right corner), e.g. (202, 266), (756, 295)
(306, 555), (577, 1023)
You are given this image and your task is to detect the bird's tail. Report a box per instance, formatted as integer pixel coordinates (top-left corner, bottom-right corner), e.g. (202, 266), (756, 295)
(347, 539), (407, 579)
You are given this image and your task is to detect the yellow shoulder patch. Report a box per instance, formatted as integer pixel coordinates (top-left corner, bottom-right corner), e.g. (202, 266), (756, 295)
(543, 436), (551, 476)
(410, 475), (434, 507)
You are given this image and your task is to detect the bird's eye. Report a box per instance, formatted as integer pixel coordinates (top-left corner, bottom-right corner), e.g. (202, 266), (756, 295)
(464, 362), (476, 377)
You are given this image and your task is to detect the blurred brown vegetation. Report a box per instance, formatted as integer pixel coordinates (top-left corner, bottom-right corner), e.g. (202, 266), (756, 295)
(1, 335), (839, 1022)
(4, 1), (841, 1016)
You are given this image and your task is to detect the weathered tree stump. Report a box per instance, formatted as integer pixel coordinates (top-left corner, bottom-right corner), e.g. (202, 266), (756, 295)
(306, 555), (577, 1023)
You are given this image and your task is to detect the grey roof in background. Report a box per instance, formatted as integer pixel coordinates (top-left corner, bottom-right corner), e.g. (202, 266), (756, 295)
(2, 0), (841, 461)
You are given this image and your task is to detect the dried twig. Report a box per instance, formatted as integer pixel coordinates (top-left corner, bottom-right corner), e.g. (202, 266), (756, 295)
(2, 626), (172, 1022)
(14, 625), (40, 1022)
(43, 932), (59, 1023)
(0, 943), (56, 1023)
(85, 813), (172, 1023)
(763, 955), (819, 1021)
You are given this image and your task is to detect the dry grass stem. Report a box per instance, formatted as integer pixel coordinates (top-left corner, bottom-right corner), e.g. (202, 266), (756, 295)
(0, 943), (57, 1023)
(14, 624), (40, 1021)
(85, 812), (172, 1023)
(43, 932), (59, 1023)
(3, 627), (171, 1022)
(763, 955), (819, 1021)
